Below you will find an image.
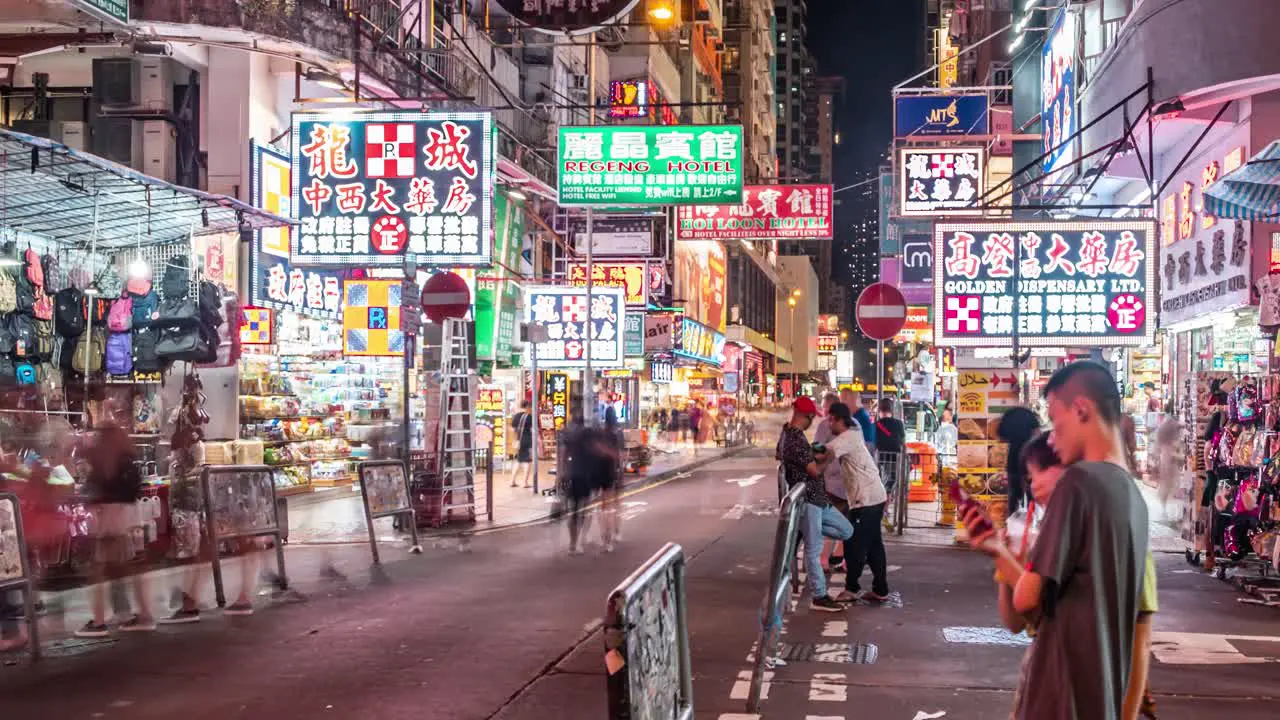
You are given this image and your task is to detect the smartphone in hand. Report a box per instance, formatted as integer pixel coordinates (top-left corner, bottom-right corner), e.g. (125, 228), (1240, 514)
(951, 483), (994, 537)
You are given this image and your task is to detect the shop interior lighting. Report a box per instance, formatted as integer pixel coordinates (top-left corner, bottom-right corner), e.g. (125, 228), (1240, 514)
(304, 67), (349, 92)
(506, 188), (528, 201)
(648, 2), (674, 21)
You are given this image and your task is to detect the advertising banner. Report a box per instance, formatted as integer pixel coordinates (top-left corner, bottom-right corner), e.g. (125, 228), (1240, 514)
(895, 306), (933, 344)
(651, 359), (673, 383)
(1042, 11), (1077, 174)
(250, 142), (344, 319)
(342, 279), (404, 356)
(566, 260), (657, 306)
(934, 221), (1156, 347)
(674, 317), (726, 366)
(291, 111), (493, 266)
(901, 232), (933, 285)
(476, 385), (506, 452)
(818, 314), (840, 334)
(674, 240), (727, 332)
(557, 125), (744, 206)
(624, 313), (645, 357)
(1157, 133), (1251, 327)
(899, 147), (985, 216)
(544, 372), (569, 430)
(894, 94), (989, 137)
(525, 286), (626, 368)
(567, 215), (654, 257)
(476, 188), (525, 361)
(674, 184), (833, 241)
(817, 335), (840, 353)
(644, 314), (676, 351)
(835, 350), (854, 382)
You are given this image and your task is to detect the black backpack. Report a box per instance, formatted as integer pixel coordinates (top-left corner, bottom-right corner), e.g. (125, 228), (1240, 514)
(198, 281), (224, 329)
(131, 326), (161, 373)
(156, 324), (207, 362)
(15, 275), (35, 315)
(161, 256), (190, 299)
(0, 316), (14, 354)
(10, 314), (36, 358)
(54, 287), (85, 337)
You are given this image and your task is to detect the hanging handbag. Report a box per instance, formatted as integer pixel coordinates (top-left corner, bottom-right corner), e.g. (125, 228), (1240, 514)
(156, 297), (200, 328)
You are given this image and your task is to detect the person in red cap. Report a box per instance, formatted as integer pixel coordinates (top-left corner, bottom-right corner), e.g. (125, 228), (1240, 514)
(778, 396), (853, 612)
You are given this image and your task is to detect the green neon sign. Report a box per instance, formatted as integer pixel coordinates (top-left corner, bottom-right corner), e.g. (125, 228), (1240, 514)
(557, 125), (744, 206)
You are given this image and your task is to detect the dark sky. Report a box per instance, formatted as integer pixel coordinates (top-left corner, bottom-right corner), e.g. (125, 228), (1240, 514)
(806, 0), (925, 181)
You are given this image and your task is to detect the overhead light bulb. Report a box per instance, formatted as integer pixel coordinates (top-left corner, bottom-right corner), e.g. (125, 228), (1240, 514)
(128, 258), (151, 279)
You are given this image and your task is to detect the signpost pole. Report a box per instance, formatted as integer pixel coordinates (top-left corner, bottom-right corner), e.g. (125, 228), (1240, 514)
(585, 206), (595, 425)
(876, 340), (885, 407)
(531, 345), (540, 494)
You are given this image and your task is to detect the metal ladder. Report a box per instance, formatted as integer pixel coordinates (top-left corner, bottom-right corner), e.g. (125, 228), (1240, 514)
(437, 318), (475, 520)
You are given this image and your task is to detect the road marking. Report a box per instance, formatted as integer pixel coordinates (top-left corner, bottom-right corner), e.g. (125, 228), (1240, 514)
(727, 474), (764, 488)
(912, 713), (948, 720)
(822, 620), (848, 638)
(722, 505), (746, 520)
(619, 501), (648, 522)
(806, 716), (844, 720)
(730, 669), (770, 700)
(809, 673), (847, 701)
(942, 626), (1032, 647)
(718, 715), (761, 720)
(1150, 631), (1280, 665)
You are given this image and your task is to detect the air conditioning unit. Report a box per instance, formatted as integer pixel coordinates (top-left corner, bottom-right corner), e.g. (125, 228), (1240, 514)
(90, 117), (140, 165)
(140, 120), (176, 181)
(92, 57), (174, 113)
(567, 73), (589, 104)
(59, 121), (88, 151)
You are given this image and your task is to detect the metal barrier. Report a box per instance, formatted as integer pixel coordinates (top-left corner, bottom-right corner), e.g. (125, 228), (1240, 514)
(357, 460), (423, 565)
(199, 465), (288, 608)
(0, 492), (39, 661)
(876, 451), (908, 536)
(747, 482), (806, 713)
(604, 542), (694, 720)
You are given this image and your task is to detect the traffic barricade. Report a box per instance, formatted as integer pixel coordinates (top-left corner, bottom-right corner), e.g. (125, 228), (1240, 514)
(603, 542), (694, 720)
(199, 465), (288, 608)
(0, 491), (40, 661)
(747, 482), (806, 713)
(357, 460), (423, 565)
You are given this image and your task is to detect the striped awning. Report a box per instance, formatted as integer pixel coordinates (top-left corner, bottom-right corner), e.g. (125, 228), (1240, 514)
(1203, 140), (1280, 220)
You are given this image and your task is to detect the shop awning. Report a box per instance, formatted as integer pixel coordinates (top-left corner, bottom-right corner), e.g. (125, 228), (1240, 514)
(1203, 140), (1280, 220)
(0, 127), (292, 248)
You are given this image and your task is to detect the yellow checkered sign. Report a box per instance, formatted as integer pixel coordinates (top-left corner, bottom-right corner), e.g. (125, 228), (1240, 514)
(343, 279), (404, 356)
(240, 307), (274, 345)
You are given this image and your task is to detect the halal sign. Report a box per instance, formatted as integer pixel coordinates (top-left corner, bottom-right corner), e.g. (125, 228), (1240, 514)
(496, 0), (641, 35)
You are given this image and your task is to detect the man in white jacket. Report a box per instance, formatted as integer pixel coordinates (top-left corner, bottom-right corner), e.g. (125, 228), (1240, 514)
(822, 403), (891, 603)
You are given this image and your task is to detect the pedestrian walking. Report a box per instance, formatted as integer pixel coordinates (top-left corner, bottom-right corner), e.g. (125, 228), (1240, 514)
(509, 401), (536, 489)
(823, 403), (890, 603)
(689, 402), (704, 453)
(813, 393), (843, 572)
(564, 412), (603, 556)
(1152, 410), (1184, 519)
(996, 406), (1041, 515)
(778, 397), (853, 612)
(76, 411), (154, 637)
(961, 361), (1149, 720)
(598, 407), (624, 551)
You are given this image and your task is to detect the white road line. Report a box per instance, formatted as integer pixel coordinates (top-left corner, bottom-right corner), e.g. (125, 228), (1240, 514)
(822, 620), (848, 638)
(1150, 631), (1280, 665)
(912, 712), (948, 720)
(718, 715), (761, 720)
(809, 673), (847, 702)
(730, 669), (771, 700)
(806, 716), (846, 720)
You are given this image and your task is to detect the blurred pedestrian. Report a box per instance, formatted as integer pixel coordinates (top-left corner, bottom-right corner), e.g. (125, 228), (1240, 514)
(813, 393), (843, 572)
(1153, 410), (1184, 519)
(854, 398), (876, 449)
(76, 411), (153, 637)
(873, 398), (906, 493)
(510, 400), (536, 489)
(564, 412), (599, 555)
(598, 407), (624, 551)
(689, 402), (704, 453)
(962, 361), (1148, 720)
(823, 403), (890, 603)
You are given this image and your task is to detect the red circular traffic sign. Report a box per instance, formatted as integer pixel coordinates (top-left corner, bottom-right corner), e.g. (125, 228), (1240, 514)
(421, 271), (471, 324)
(855, 282), (908, 341)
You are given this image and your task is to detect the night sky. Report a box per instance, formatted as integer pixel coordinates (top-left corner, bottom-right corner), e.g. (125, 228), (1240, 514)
(806, 0), (925, 179)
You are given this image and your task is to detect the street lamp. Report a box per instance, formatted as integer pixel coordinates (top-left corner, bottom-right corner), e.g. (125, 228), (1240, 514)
(648, 2), (675, 20)
(787, 295), (798, 400)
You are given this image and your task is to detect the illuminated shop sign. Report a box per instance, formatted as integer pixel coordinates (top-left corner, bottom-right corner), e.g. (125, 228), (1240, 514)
(609, 79), (648, 119)
(894, 94), (989, 138)
(675, 184), (834, 241)
(566, 261), (660, 306)
(250, 142), (344, 319)
(496, 0), (640, 35)
(651, 360), (673, 384)
(476, 386), (506, 453)
(934, 221), (1156, 347)
(557, 125), (744, 206)
(1042, 11), (1077, 173)
(290, 111), (494, 266)
(525, 286), (626, 368)
(899, 147), (985, 216)
(817, 335), (840, 353)
(342, 279), (404, 356)
(544, 372), (569, 430)
(674, 317), (725, 366)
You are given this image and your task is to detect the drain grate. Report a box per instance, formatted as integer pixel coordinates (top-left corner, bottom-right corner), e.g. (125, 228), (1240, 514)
(775, 642), (879, 664)
(40, 637), (118, 658)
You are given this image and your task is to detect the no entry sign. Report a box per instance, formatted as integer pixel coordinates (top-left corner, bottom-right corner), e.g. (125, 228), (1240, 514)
(856, 283), (908, 341)
(421, 271), (471, 324)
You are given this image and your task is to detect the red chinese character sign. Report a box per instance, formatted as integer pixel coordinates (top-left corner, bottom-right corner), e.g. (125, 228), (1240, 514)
(934, 221), (1156, 347)
(525, 286), (626, 369)
(290, 111), (493, 267)
(898, 147), (985, 216)
(674, 184), (834, 241)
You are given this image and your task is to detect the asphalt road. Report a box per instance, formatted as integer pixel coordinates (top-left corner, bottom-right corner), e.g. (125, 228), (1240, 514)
(2, 448), (1278, 720)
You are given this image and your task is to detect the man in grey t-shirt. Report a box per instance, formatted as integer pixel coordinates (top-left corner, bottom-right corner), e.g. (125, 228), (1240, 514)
(963, 361), (1149, 720)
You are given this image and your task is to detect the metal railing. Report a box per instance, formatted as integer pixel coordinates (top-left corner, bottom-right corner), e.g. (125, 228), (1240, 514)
(876, 450), (908, 536)
(747, 482), (805, 712)
(0, 492), (40, 661)
(604, 543), (694, 720)
(357, 459), (423, 564)
(199, 465), (289, 608)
